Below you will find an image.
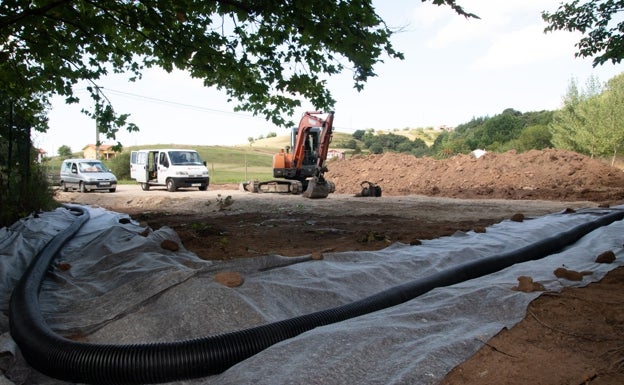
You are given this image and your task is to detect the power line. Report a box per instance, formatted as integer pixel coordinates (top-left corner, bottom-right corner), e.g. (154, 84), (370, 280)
(67, 88), (352, 131)
(102, 88), (266, 121)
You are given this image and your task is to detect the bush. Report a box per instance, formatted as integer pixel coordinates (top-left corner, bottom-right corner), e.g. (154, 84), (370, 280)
(369, 143), (384, 154)
(108, 152), (131, 180)
(344, 139), (358, 149)
(0, 162), (59, 228)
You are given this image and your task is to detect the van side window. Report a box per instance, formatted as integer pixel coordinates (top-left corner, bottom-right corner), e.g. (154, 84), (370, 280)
(159, 152), (169, 167)
(71, 163), (77, 173)
(136, 152), (146, 165)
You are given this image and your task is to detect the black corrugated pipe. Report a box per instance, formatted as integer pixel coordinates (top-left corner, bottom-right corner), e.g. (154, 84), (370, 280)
(10, 206), (624, 384)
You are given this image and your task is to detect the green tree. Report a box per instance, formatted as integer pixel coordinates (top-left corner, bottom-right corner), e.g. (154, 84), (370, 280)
(369, 143), (384, 154)
(0, 96), (57, 227)
(376, 132), (410, 150)
(593, 73), (624, 164)
(344, 139), (358, 149)
(464, 112), (523, 150)
(521, 110), (554, 127)
(57, 145), (73, 159)
(517, 124), (553, 151)
(362, 129), (377, 148)
(550, 78), (587, 153)
(109, 152), (131, 180)
(0, 0), (419, 137)
(543, 1), (624, 66)
(550, 73), (624, 161)
(396, 142), (414, 153)
(481, 112), (524, 146)
(550, 75), (607, 157)
(579, 93), (606, 157)
(412, 138), (428, 150)
(352, 130), (366, 141)
(430, 131), (460, 158)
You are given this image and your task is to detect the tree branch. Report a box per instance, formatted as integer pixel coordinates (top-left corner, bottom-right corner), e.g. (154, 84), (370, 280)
(0, 0), (73, 30)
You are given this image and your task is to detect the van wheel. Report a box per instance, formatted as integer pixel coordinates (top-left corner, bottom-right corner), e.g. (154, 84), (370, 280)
(140, 183), (150, 191)
(61, 181), (68, 192)
(79, 182), (87, 193)
(199, 184), (208, 191)
(109, 188), (116, 193)
(166, 179), (176, 192)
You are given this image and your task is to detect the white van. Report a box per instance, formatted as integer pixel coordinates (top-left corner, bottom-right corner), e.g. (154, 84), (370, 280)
(60, 159), (117, 193)
(130, 149), (210, 192)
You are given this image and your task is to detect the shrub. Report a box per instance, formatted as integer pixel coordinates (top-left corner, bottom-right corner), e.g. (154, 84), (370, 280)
(109, 152), (131, 180)
(0, 162), (59, 228)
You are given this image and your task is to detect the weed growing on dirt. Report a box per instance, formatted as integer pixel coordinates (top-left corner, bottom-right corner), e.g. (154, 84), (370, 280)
(218, 237), (229, 248)
(189, 222), (213, 232)
(215, 194), (233, 210)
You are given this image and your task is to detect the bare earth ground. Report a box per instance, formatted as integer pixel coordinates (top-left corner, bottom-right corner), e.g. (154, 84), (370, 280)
(54, 149), (624, 385)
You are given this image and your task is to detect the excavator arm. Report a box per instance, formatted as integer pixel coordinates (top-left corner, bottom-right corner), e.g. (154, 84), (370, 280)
(291, 111), (333, 171)
(301, 111), (335, 198)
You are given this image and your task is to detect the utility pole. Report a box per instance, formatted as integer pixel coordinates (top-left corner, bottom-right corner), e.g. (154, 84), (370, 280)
(94, 86), (102, 160)
(95, 118), (100, 160)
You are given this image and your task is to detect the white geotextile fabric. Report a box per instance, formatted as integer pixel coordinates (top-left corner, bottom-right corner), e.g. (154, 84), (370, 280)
(1, 205), (623, 384)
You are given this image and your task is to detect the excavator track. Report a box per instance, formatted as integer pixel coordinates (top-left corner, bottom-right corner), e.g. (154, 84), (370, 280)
(240, 179), (303, 194)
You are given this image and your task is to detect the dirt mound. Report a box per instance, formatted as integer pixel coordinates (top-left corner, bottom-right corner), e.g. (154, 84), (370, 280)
(328, 149), (624, 202)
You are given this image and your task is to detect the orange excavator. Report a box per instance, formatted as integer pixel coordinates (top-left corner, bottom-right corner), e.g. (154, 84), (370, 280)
(240, 111), (336, 199)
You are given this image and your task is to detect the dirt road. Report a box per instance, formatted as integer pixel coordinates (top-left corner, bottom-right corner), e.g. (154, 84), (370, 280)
(56, 183), (597, 222)
(55, 184), (599, 260)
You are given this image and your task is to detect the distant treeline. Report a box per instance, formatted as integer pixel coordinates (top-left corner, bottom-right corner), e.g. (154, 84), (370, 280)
(347, 72), (624, 162)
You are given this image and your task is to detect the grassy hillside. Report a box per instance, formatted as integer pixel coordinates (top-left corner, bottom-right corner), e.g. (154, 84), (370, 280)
(388, 127), (441, 146)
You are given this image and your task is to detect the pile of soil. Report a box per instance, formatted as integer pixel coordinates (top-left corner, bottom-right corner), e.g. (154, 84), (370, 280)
(328, 148), (624, 202)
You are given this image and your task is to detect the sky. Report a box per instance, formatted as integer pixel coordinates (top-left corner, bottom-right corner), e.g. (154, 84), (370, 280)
(34, 0), (624, 156)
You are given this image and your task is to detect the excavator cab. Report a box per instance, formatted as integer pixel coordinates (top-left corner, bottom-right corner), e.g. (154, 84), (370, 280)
(296, 127), (320, 166)
(279, 126), (321, 179)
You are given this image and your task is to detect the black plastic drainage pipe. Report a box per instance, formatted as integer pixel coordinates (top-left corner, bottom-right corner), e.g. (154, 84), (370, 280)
(9, 206), (624, 384)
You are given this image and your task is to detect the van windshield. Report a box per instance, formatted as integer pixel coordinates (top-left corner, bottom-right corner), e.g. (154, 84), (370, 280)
(168, 151), (203, 165)
(78, 162), (108, 173)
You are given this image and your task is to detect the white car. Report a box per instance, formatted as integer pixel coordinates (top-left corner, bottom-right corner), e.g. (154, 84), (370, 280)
(59, 159), (117, 193)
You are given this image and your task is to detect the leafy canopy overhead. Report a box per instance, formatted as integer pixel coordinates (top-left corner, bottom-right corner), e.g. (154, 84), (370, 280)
(543, 0), (624, 66)
(0, 0), (475, 141)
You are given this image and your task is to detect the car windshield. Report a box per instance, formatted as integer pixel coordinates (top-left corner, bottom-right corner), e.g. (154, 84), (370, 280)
(168, 151), (203, 165)
(78, 162), (108, 173)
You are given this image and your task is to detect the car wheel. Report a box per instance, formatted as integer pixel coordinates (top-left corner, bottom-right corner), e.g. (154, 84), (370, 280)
(109, 187), (116, 193)
(199, 184), (208, 191)
(79, 182), (87, 193)
(166, 179), (176, 192)
(140, 183), (150, 191)
(61, 181), (68, 192)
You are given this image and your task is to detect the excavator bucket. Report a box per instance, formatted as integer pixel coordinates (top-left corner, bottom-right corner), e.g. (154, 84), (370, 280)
(303, 178), (335, 199)
(239, 180), (259, 193)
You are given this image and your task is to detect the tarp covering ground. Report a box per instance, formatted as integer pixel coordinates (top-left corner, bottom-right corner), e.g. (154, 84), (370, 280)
(1, 205), (623, 384)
